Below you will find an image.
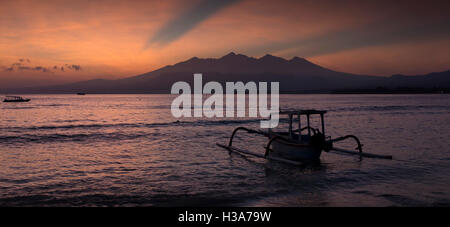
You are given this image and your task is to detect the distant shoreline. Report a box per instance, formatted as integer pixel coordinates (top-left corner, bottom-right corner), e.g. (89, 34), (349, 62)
(2, 86), (448, 95)
(330, 87), (449, 94)
(2, 91), (448, 95)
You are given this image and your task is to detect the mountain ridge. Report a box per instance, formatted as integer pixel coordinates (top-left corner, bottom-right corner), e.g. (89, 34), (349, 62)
(5, 52), (450, 93)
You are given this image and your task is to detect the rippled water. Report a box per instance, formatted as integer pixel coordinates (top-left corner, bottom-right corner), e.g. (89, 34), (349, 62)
(0, 94), (449, 206)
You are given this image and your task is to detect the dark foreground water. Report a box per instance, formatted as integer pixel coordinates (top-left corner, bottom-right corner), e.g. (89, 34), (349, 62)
(0, 94), (449, 206)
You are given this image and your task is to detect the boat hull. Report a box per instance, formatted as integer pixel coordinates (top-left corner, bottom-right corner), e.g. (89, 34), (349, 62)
(270, 140), (322, 161)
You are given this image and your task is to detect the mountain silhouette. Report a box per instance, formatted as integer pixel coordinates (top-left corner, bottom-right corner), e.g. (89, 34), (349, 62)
(8, 52), (450, 93)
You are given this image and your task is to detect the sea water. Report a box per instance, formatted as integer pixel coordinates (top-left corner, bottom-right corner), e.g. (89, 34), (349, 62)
(0, 94), (449, 206)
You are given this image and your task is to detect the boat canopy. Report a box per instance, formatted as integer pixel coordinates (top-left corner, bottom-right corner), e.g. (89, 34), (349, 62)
(274, 109), (327, 139)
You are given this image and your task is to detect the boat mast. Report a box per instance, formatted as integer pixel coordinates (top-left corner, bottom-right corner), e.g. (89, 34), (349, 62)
(288, 114), (293, 138)
(298, 114), (302, 142)
(320, 113), (325, 136)
(307, 114), (311, 137)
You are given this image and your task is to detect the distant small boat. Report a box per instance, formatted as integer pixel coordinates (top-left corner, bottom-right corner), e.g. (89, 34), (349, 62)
(3, 96), (31, 102)
(77, 93), (86, 95)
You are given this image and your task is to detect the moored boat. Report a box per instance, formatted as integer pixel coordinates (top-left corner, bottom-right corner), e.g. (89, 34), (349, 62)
(217, 109), (392, 165)
(3, 96), (31, 102)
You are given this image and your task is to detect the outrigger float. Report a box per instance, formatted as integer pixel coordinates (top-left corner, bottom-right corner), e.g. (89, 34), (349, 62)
(217, 109), (392, 166)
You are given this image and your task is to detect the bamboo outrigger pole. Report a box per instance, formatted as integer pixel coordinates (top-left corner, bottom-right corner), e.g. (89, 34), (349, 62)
(216, 143), (304, 166)
(330, 147), (392, 159)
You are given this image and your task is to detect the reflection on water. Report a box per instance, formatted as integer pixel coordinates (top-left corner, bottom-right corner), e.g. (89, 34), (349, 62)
(0, 94), (449, 206)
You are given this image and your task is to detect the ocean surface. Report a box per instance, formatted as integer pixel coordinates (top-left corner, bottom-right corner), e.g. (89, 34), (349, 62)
(0, 94), (449, 206)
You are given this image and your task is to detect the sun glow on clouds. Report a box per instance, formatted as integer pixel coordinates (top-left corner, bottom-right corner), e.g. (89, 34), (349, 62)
(0, 0), (449, 88)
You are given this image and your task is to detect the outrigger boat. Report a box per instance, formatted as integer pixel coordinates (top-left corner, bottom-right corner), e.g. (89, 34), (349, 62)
(3, 96), (31, 102)
(217, 109), (392, 166)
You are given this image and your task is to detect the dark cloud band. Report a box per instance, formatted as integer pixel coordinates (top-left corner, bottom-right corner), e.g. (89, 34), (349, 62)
(145, 0), (240, 48)
(4, 59), (82, 73)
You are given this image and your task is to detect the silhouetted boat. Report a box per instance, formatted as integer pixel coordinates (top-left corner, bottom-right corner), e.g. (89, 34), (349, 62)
(217, 109), (392, 165)
(3, 96), (31, 102)
(77, 93), (86, 95)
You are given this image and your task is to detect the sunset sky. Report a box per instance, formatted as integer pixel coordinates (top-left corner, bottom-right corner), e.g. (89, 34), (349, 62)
(1, 0), (449, 88)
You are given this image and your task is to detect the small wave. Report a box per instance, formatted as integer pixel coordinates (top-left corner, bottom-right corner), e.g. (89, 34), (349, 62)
(377, 194), (424, 206)
(0, 118), (263, 132)
(1, 106), (35, 110)
(53, 119), (97, 123)
(1, 122), (171, 131)
(40, 104), (70, 107)
(332, 105), (450, 112)
(0, 191), (265, 206)
(0, 132), (161, 144)
(193, 119), (261, 126)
